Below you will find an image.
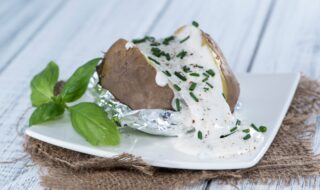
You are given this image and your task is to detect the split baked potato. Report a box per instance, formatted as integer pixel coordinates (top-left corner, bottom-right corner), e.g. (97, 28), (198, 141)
(98, 25), (240, 112)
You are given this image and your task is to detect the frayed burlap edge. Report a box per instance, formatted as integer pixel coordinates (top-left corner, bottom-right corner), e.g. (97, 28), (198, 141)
(24, 76), (320, 190)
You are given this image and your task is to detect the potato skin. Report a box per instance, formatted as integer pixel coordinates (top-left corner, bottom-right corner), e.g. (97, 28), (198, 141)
(202, 32), (240, 112)
(98, 39), (174, 110)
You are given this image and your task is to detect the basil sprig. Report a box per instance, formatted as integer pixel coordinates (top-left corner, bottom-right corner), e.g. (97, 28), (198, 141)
(29, 58), (120, 146)
(69, 103), (120, 145)
(30, 61), (59, 106)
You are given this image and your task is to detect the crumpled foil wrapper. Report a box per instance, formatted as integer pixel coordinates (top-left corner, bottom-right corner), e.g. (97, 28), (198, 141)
(88, 73), (193, 136)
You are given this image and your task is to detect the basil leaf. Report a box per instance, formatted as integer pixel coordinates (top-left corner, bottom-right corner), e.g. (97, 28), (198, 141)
(69, 102), (120, 146)
(29, 102), (65, 126)
(60, 58), (101, 102)
(30, 61), (59, 106)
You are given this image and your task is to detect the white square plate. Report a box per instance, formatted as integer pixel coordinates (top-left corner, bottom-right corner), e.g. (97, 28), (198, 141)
(26, 73), (300, 170)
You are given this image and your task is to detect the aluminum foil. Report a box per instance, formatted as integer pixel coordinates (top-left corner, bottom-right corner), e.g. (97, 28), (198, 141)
(88, 73), (193, 136)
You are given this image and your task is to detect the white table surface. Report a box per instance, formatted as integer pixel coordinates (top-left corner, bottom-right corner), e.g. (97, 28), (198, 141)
(0, 0), (319, 189)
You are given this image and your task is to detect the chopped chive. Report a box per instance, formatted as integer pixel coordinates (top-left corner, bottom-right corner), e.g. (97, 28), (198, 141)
(192, 21), (199, 27)
(194, 64), (204, 68)
(182, 66), (191, 73)
(145, 36), (155, 42)
(206, 82), (213, 88)
(176, 50), (187, 59)
(132, 38), (146, 44)
(206, 69), (215, 77)
(151, 47), (162, 57)
(162, 70), (171, 77)
(151, 47), (170, 60)
(189, 92), (199, 102)
(250, 123), (260, 132)
(243, 134), (251, 140)
(203, 87), (210, 92)
(203, 73), (209, 77)
(150, 42), (160, 46)
(230, 127), (237, 132)
(164, 53), (171, 61)
(148, 56), (160, 65)
(236, 119), (241, 126)
(202, 76), (209, 82)
(133, 36), (155, 44)
(259, 126), (267, 133)
(189, 82), (197, 91)
(175, 99), (181, 111)
(174, 72), (187, 81)
(190, 73), (200, 77)
(220, 131), (236, 138)
(180, 36), (190, 43)
(197, 131), (203, 140)
(163, 36), (175, 45)
(173, 84), (181, 91)
(242, 128), (250, 133)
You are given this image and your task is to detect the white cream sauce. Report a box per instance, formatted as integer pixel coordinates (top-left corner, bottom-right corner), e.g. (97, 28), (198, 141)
(125, 41), (135, 50)
(135, 25), (264, 158)
(155, 70), (169, 87)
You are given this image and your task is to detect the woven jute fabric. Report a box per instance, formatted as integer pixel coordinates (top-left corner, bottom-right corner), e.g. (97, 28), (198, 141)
(24, 77), (320, 190)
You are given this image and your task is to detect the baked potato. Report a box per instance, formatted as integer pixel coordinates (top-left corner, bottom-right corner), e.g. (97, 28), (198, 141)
(98, 39), (174, 110)
(98, 25), (239, 113)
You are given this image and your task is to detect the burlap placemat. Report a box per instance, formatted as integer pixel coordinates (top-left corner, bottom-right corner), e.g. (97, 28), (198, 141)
(24, 77), (320, 190)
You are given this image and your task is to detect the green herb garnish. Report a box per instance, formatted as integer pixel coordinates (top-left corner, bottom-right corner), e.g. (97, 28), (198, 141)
(151, 47), (170, 60)
(151, 47), (161, 57)
(182, 65), (191, 73)
(148, 56), (160, 65)
(192, 21), (199, 27)
(163, 36), (175, 45)
(174, 72), (187, 81)
(202, 76), (209, 82)
(180, 36), (190, 43)
(190, 73), (200, 77)
(206, 82), (213, 88)
(202, 73), (210, 82)
(203, 73), (209, 77)
(242, 128), (250, 133)
(133, 36), (155, 44)
(29, 59), (120, 146)
(145, 36), (155, 42)
(259, 126), (267, 133)
(236, 119), (241, 126)
(162, 70), (171, 77)
(164, 53), (171, 61)
(151, 47), (162, 57)
(243, 134), (251, 140)
(220, 131), (236, 138)
(189, 92), (199, 102)
(206, 69), (215, 77)
(189, 82), (197, 91)
(173, 84), (181, 91)
(250, 123), (260, 132)
(176, 50), (187, 59)
(203, 87), (209, 92)
(150, 42), (161, 46)
(230, 127), (237, 132)
(197, 131), (203, 140)
(132, 38), (146, 44)
(175, 99), (181, 111)
(30, 61), (59, 106)
(194, 64), (204, 68)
